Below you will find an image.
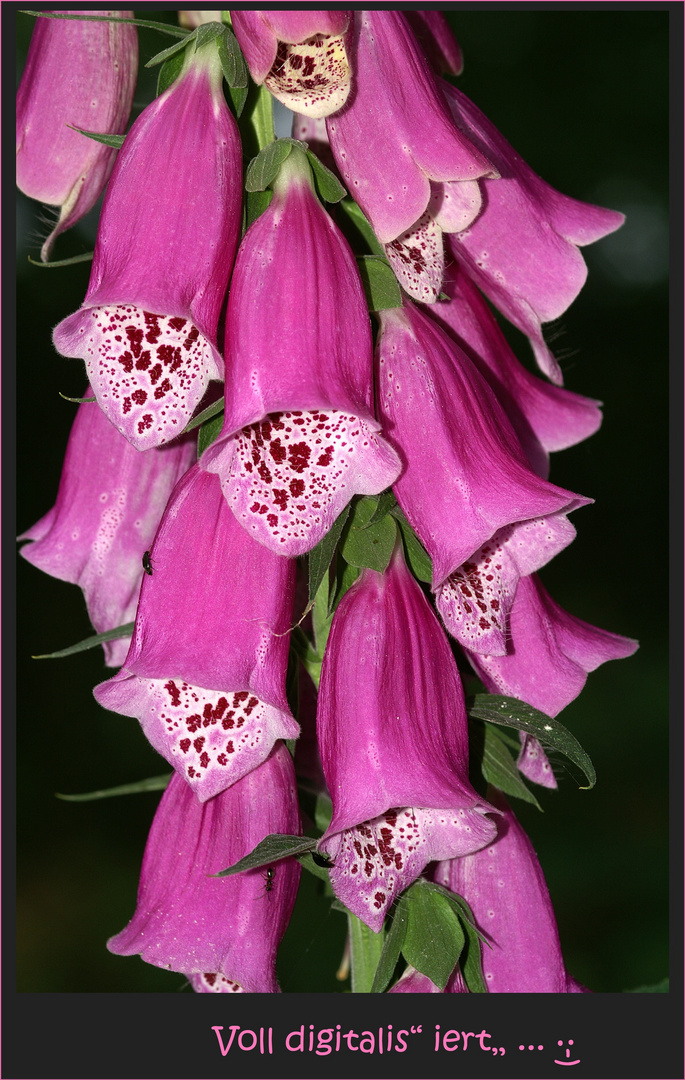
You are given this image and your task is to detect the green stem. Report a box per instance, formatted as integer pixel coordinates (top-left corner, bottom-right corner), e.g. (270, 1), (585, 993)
(347, 912), (385, 993)
(251, 84), (275, 151)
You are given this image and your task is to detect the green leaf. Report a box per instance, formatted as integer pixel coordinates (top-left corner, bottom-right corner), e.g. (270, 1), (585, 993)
(348, 912), (385, 993)
(20, 12), (188, 37)
(392, 508), (433, 583)
(245, 138), (303, 193)
(195, 22), (226, 51)
(339, 497), (397, 573)
(290, 625), (322, 687)
(32, 622), (135, 660)
(468, 694), (596, 789)
(337, 199), (384, 256)
(59, 392), (96, 404)
(215, 833), (316, 876)
(402, 880), (465, 990)
(306, 151), (346, 203)
(66, 126), (125, 149)
(28, 251), (93, 268)
(364, 489), (397, 527)
(472, 720), (542, 810)
(370, 900), (409, 992)
(308, 505), (351, 607)
(312, 570), (332, 658)
(157, 50), (185, 96)
(313, 790), (333, 834)
(626, 978), (669, 993)
(357, 255), (402, 312)
(421, 883), (488, 992)
(146, 34), (193, 69)
(245, 188), (272, 228)
(217, 27), (248, 88)
(297, 852), (333, 883)
(197, 410), (224, 456)
(181, 396), (224, 436)
(330, 559), (361, 613)
(56, 773), (171, 802)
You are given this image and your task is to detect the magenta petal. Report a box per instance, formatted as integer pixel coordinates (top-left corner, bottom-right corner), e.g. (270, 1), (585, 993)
(388, 966), (442, 993)
(16, 9), (138, 261)
(517, 734), (558, 790)
(19, 390), (194, 666)
(94, 466), (299, 799)
(108, 743), (301, 993)
(376, 303), (591, 588)
(326, 12), (495, 244)
(317, 548), (497, 930)
(466, 573), (639, 717)
(441, 82), (624, 383)
(53, 44), (242, 448)
(202, 150), (400, 554)
(405, 12), (463, 76)
(429, 266), (603, 475)
(434, 791), (582, 992)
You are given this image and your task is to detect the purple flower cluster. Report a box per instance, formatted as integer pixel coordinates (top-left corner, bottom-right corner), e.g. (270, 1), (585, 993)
(18, 10), (636, 993)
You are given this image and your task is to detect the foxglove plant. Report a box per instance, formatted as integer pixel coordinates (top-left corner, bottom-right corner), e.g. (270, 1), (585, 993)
(18, 390), (195, 667)
(16, 9), (138, 262)
(17, 9), (644, 999)
(53, 38), (242, 450)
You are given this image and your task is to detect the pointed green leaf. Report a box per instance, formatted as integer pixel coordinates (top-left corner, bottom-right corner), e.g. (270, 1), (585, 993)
(337, 199), (384, 256)
(471, 720), (542, 810)
(66, 126), (125, 149)
(339, 496), (397, 573)
(245, 188), (272, 227)
(357, 255), (402, 312)
(157, 50), (185, 96)
(468, 694), (596, 789)
(363, 489), (397, 527)
(215, 833), (316, 876)
(245, 139), (298, 192)
(330, 559), (361, 613)
(59, 392), (96, 404)
(306, 150), (346, 203)
(56, 773), (171, 802)
(146, 33), (193, 69)
(28, 251), (93, 268)
(391, 507), (433, 583)
(348, 912), (385, 993)
(195, 21), (226, 50)
(416, 882), (489, 993)
(217, 26), (248, 88)
(370, 899), (409, 992)
(308, 504), (351, 605)
(182, 396), (224, 436)
(402, 880), (465, 990)
(197, 410), (224, 456)
(32, 622), (135, 660)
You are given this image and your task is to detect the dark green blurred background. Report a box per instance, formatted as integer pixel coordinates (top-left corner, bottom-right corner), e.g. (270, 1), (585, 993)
(15, 10), (670, 993)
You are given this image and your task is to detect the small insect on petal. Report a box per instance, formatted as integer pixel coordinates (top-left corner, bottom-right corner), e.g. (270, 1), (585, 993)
(142, 550), (154, 576)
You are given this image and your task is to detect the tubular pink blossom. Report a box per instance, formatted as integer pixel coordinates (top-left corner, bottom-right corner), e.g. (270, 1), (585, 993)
(94, 466), (299, 801)
(231, 10), (351, 117)
(202, 147), (400, 556)
(441, 81), (625, 384)
(376, 302), (591, 607)
(108, 743), (301, 993)
(317, 546), (497, 932)
(405, 11), (463, 76)
(16, 10), (138, 261)
(18, 389), (195, 667)
(466, 573), (638, 717)
(53, 42), (242, 450)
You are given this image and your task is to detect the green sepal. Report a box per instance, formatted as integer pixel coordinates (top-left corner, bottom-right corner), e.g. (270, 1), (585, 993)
(364, 489), (397, 527)
(245, 138), (305, 193)
(245, 189), (272, 228)
(146, 34), (193, 69)
(59, 392), (96, 404)
(468, 694), (596, 789)
(308, 505), (351, 607)
(197, 411), (224, 457)
(336, 199), (384, 256)
(339, 496), (397, 574)
(20, 12), (188, 37)
(56, 773), (171, 802)
(401, 879), (465, 991)
(157, 50), (185, 96)
(182, 396), (224, 436)
(66, 126), (125, 149)
(420, 881), (488, 993)
(31, 622), (135, 660)
(470, 719), (542, 811)
(348, 912), (385, 993)
(306, 151), (346, 203)
(217, 26), (248, 89)
(28, 251), (93, 269)
(195, 21), (226, 51)
(370, 901), (409, 993)
(391, 508), (433, 583)
(357, 255), (403, 312)
(329, 559), (361, 613)
(215, 833), (317, 876)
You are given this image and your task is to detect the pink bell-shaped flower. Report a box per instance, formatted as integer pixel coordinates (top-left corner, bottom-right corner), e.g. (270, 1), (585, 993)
(202, 145), (400, 556)
(316, 545), (497, 932)
(94, 466), (299, 802)
(376, 301), (591, 655)
(441, 81), (625, 384)
(16, 9), (138, 261)
(108, 743), (301, 993)
(466, 573), (638, 717)
(53, 40), (242, 451)
(405, 11), (463, 76)
(231, 10), (351, 118)
(18, 389), (195, 667)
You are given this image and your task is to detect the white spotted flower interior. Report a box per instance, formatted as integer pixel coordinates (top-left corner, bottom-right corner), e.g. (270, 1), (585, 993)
(53, 41), (242, 450)
(316, 545), (497, 932)
(94, 467), (299, 802)
(230, 11), (351, 118)
(202, 145), (400, 556)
